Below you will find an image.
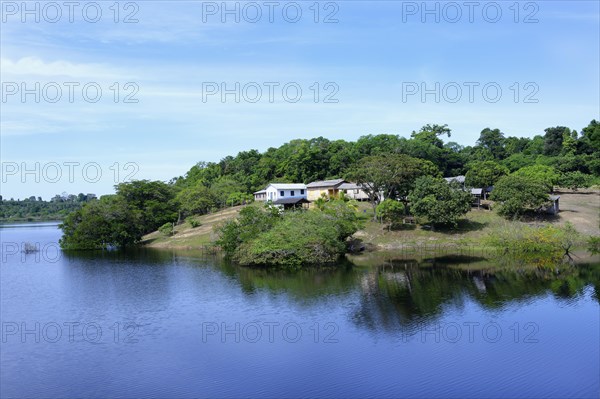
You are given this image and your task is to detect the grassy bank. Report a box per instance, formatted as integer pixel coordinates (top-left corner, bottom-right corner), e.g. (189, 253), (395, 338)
(141, 206), (243, 249)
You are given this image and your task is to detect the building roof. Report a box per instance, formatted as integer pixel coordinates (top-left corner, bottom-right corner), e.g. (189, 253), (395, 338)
(272, 197), (310, 205)
(253, 189), (267, 195)
(444, 175), (466, 184)
(339, 182), (361, 190)
(306, 179), (346, 189)
(471, 188), (483, 195)
(549, 195), (560, 201)
(267, 183), (307, 190)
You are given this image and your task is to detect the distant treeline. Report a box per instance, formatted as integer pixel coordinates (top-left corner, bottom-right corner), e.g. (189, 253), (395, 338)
(0, 194), (96, 221)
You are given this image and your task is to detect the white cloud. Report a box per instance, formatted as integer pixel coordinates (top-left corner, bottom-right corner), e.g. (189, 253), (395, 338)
(0, 56), (136, 80)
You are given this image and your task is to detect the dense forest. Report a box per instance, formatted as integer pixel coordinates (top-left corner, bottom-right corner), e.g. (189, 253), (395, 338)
(57, 120), (600, 250)
(173, 121), (599, 194)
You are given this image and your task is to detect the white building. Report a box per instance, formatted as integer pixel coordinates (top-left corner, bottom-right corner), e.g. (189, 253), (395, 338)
(254, 183), (307, 202)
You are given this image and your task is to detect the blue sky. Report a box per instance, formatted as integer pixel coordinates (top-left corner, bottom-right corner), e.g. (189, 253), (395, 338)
(1, 1), (599, 199)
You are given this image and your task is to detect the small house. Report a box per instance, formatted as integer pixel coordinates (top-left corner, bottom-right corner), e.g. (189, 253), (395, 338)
(471, 188), (483, 207)
(306, 179), (346, 201)
(339, 182), (370, 201)
(444, 175), (466, 188)
(260, 183), (307, 203)
(253, 189), (267, 202)
(272, 197), (310, 210)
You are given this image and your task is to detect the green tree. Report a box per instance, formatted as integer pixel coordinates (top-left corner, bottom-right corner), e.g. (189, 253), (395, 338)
(543, 126), (570, 156)
(176, 184), (216, 218)
(465, 161), (509, 195)
(115, 180), (178, 233)
(558, 171), (594, 190)
(347, 153), (440, 218)
(408, 177), (472, 227)
(59, 195), (142, 249)
(376, 199), (405, 230)
(513, 164), (559, 191)
(491, 175), (550, 218)
(476, 128), (506, 159)
(579, 119), (600, 154)
(410, 123), (451, 148)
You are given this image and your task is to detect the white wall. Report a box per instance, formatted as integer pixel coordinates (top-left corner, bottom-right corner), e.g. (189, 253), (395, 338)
(265, 186), (307, 201)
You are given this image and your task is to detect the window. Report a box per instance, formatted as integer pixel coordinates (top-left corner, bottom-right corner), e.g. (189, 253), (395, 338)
(280, 191), (284, 197)
(291, 191), (295, 196)
(300, 189), (304, 195)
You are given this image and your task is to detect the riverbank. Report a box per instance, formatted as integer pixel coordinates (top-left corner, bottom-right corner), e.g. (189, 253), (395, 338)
(141, 190), (599, 252)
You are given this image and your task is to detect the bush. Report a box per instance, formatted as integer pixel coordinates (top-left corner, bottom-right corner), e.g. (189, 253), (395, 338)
(485, 222), (583, 259)
(376, 199), (404, 230)
(217, 201), (361, 267)
(158, 222), (174, 236)
(187, 217), (201, 228)
(235, 212), (347, 267)
(216, 204), (281, 257)
(588, 236), (600, 255)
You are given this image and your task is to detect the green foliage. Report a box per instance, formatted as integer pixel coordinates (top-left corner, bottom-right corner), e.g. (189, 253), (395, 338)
(347, 153), (440, 218)
(477, 128), (506, 159)
(485, 222), (583, 259)
(176, 184), (216, 218)
(217, 201), (360, 267)
(0, 197), (84, 221)
(502, 153), (536, 172)
(465, 161), (509, 189)
(491, 175), (550, 218)
(580, 119), (600, 153)
(59, 196), (141, 250)
(407, 176), (472, 227)
(543, 126), (570, 156)
(558, 171), (595, 190)
(60, 180), (178, 249)
(513, 164), (559, 191)
(116, 180), (178, 234)
(235, 211), (347, 267)
(376, 199), (405, 230)
(187, 217), (201, 228)
(158, 222), (174, 236)
(319, 199), (363, 240)
(216, 204), (281, 257)
(587, 236), (600, 255)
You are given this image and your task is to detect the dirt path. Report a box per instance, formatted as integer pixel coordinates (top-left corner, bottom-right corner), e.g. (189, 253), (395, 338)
(554, 190), (600, 236)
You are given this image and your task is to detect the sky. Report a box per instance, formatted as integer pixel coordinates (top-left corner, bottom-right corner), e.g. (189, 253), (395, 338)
(1, 0), (599, 199)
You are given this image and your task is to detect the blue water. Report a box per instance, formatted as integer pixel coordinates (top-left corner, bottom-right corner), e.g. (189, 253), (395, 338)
(1, 223), (599, 398)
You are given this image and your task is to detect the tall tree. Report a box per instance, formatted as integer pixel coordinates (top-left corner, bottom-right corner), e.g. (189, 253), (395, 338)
(477, 128), (506, 159)
(543, 126), (569, 156)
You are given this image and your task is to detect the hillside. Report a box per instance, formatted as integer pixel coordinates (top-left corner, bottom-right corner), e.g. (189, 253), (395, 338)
(141, 190), (599, 251)
(141, 206), (243, 249)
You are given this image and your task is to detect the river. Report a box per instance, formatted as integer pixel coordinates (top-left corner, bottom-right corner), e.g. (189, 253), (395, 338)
(1, 222), (599, 398)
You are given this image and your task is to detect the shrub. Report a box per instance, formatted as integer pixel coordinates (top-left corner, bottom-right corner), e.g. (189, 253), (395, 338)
(376, 199), (404, 230)
(588, 236), (600, 255)
(187, 217), (201, 228)
(217, 201), (361, 267)
(158, 222), (174, 236)
(235, 211), (347, 267)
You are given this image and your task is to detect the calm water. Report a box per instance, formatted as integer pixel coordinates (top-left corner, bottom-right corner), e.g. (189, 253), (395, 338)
(1, 223), (599, 398)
